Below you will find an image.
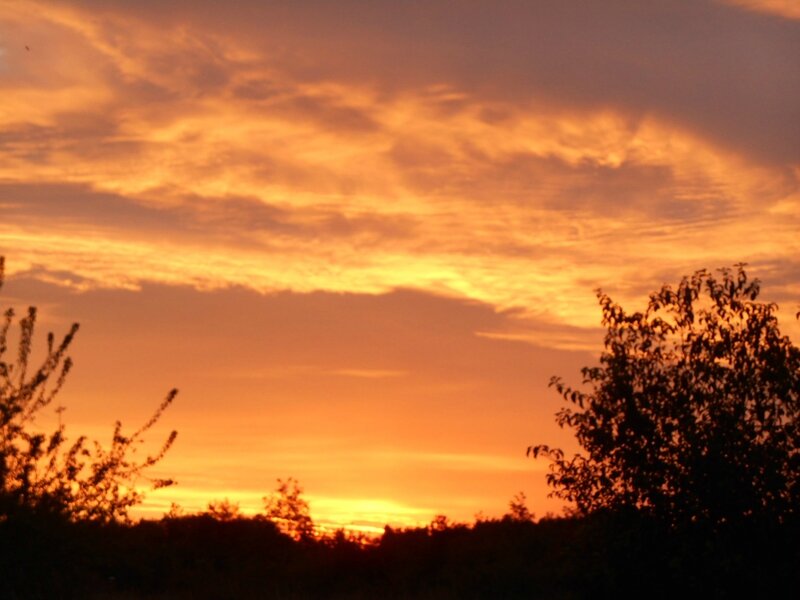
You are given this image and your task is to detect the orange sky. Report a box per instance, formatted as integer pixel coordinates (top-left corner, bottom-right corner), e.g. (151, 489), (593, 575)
(1, 0), (799, 531)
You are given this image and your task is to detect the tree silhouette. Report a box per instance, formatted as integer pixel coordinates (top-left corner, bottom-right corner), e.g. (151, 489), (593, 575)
(206, 497), (241, 521)
(264, 477), (314, 541)
(0, 256), (177, 522)
(531, 265), (800, 527)
(505, 491), (533, 522)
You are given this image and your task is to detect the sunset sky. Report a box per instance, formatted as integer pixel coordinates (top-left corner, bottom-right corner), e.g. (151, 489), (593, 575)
(1, 0), (799, 532)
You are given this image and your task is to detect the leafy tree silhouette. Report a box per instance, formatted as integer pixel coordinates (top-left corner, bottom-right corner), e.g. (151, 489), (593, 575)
(0, 256), (177, 522)
(531, 265), (800, 527)
(264, 477), (314, 541)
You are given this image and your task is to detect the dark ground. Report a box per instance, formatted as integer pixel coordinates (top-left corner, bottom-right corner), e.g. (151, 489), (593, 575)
(2, 510), (798, 599)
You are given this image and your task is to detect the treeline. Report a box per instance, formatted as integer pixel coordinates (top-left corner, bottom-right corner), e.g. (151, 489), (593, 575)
(2, 508), (798, 599)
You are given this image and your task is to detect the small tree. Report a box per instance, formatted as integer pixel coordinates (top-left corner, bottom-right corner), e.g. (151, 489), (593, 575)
(206, 498), (241, 521)
(0, 257), (178, 522)
(263, 477), (314, 541)
(530, 265), (800, 527)
(505, 491), (533, 522)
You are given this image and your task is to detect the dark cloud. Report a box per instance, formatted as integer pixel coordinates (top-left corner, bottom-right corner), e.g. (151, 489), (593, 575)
(747, 257), (800, 308)
(388, 139), (742, 225)
(270, 94), (380, 134)
(0, 182), (179, 232)
(51, 0), (800, 164)
(0, 114), (139, 164)
(0, 182), (417, 245)
(231, 78), (284, 101)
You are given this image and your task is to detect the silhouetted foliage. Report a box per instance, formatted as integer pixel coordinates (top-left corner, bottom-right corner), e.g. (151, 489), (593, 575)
(0, 256), (177, 523)
(531, 265), (800, 527)
(264, 476), (315, 541)
(206, 497), (242, 521)
(506, 491), (534, 522)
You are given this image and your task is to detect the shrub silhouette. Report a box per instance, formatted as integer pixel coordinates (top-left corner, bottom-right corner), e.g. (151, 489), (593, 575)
(531, 265), (800, 527)
(206, 497), (241, 521)
(0, 256), (177, 522)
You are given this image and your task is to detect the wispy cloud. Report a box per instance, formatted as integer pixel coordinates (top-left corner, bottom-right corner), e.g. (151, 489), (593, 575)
(328, 369), (407, 379)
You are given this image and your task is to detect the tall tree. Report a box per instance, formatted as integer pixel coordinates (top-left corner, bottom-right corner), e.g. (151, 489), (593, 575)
(531, 265), (800, 526)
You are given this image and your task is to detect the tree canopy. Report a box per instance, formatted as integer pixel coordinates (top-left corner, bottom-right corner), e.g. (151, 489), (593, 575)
(531, 265), (800, 527)
(0, 256), (177, 522)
